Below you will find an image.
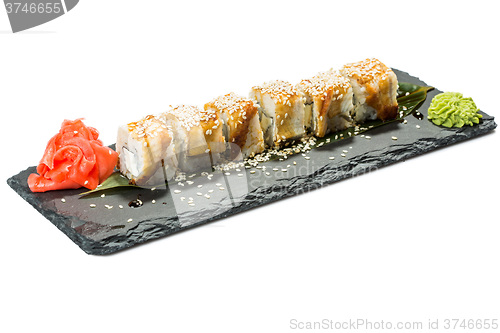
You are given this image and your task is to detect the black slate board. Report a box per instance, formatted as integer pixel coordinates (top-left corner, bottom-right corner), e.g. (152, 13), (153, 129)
(7, 70), (497, 255)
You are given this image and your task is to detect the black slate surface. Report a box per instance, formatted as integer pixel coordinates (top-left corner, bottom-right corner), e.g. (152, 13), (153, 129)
(7, 70), (497, 255)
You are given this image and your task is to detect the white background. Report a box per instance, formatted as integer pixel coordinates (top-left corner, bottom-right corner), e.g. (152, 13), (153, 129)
(1, 1), (499, 332)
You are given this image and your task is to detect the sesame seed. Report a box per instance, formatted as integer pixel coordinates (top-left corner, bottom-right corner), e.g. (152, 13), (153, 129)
(100, 194), (106, 198)
(127, 218), (133, 223)
(165, 105), (217, 131)
(197, 192), (203, 196)
(392, 136), (398, 140)
(219, 187), (225, 190)
(174, 190), (181, 194)
(252, 80), (300, 105)
(342, 150), (348, 153)
(341, 153), (346, 157)
(204, 194), (211, 199)
(119, 205), (123, 209)
(89, 204), (96, 208)
(60, 198), (66, 203)
(152, 200), (156, 204)
(416, 125), (421, 129)
(104, 205), (113, 210)
(341, 58), (394, 86)
(197, 185), (203, 188)
(329, 156), (335, 160)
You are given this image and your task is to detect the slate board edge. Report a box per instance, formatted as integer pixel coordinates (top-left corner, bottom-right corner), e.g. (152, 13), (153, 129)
(7, 172), (105, 254)
(6, 70), (497, 255)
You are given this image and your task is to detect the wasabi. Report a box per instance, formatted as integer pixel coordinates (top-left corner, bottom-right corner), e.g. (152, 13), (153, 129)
(428, 92), (482, 128)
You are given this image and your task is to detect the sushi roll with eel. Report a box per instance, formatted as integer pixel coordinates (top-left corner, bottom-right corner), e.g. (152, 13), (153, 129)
(250, 80), (305, 148)
(297, 70), (354, 137)
(163, 105), (225, 173)
(116, 115), (177, 186)
(204, 93), (265, 159)
(340, 58), (398, 123)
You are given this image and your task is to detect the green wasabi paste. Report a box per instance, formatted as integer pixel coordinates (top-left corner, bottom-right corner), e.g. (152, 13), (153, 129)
(428, 92), (482, 128)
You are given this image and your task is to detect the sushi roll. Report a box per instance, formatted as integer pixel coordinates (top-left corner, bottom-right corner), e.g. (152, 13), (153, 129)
(116, 115), (177, 186)
(250, 80), (305, 148)
(163, 105), (225, 173)
(297, 70), (354, 137)
(204, 93), (265, 159)
(340, 58), (399, 123)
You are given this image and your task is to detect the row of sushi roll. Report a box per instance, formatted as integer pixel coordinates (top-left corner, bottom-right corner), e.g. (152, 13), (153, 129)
(116, 58), (399, 186)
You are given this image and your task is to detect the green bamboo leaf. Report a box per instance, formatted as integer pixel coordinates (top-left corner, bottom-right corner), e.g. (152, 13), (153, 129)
(79, 172), (137, 197)
(397, 84), (434, 117)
